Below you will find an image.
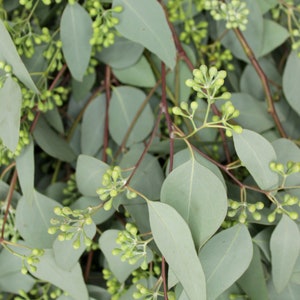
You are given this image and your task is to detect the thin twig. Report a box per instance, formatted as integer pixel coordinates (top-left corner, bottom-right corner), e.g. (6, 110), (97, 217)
(233, 28), (287, 138)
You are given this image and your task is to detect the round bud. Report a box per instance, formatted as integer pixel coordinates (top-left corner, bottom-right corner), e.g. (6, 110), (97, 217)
(247, 204), (256, 213)
(54, 206), (62, 216)
(289, 211), (299, 220)
(255, 202), (264, 210)
(180, 102), (189, 111)
(221, 92), (231, 100)
(73, 238), (81, 249)
(190, 101), (198, 111)
(113, 5), (123, 13)
(209, 66), (218, 78)
(252, 212), (261, 221)
(233, 125), (243, 134)
(267, 213), (276, 223)
(172, 107), (182, 115)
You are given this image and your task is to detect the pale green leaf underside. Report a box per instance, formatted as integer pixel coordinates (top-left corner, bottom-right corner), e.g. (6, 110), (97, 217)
(60, 3), (93, 81)
(270, 215), (300, 293)
(113, 0), (176, 69)
(199, 224), (253, 300)
(233, 129), (278, 190)
(148, 201), (206, 300)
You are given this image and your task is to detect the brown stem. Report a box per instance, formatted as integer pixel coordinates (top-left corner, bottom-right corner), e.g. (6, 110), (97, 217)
(233, 28), (287, 138)
(1, 170), (18, 240)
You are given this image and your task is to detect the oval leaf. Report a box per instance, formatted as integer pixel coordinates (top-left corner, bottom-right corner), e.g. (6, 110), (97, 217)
(60, 3), (93, 81)
(148, 201), (206, 300)
(33, 116), (76, 162)
(199, 224), (253, 300)
(0, 19), (39, 93)
(270, 215), (300, 293)
(113, 55), (156, 88)
(283, 50), (300, 116)
(109, 86), (154, 146)
(233, 129), (278, 190)
(16, 139), (34, 199)
(34, 249), (89, 300)
(113, 0), (176, 69)
(76, 154), (109, 197)
(15, 190), (60, 248)
(161, 159), (227, 250)
(0, 76), (22, 151)
(81, 94), (106, 155)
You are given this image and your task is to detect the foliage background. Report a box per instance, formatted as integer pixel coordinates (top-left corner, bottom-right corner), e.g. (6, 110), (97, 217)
(1, 0), (300, 299)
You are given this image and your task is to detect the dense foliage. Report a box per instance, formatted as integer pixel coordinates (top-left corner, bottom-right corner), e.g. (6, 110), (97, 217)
(1, 0), (300, 299)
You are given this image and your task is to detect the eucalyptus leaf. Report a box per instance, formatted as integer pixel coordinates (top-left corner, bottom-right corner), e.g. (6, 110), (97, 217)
(112, 0), (176, 69)
(15, 190), (60, 248)
(0, 249), (35, 293)
(81, 94), (106, 156)
(148, 201), (206, 300)
(233, 129), (278, 190)
(161, 159), (227, 250)
(283, 51), (300, 116)
(34, 249), (89, 300)
(109, 86), (154, 146)
(199, 224), (253, 300)
(238, 244), (269, 300)
(16, 139), (34, 199)
(270, 215), (300, 293)
(60, 3), (93, 81)
(53, 222), (96, 271)
(0, 19), (39, 92)
(76, 154), (109, 197)
(0, 76), (22, 151)
(33, 116), (76, 162)
(112, 55), (156, 88)
(96, 36), (144, 68)
(259, 20), (289, 57)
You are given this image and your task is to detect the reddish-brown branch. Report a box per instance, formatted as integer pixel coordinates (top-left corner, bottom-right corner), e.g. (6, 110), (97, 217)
(0, 170), (18, 240)
(161, 256), (168, 300)
(233, 28), (287, 138)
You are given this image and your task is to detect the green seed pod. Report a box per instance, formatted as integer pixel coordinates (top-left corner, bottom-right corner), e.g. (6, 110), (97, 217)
(73, 237), (81, 249)
(190, 101), (198, 111)
(289, 211), (299, 220)
(267, 213), (276, 223)
(255, 202), (264, 210)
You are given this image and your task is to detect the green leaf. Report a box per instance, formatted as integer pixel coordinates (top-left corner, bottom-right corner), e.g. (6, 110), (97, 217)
(0, 249), (35, 293)
(53, 222), (96, 271)
(44, 107), (65, 135)
(0, 76), (22, 151)
(148, 201), (206, 300)
(161, 159), (227, 249)
(255, 0), (278, 13)
(268, 280), (300, 300)
(60, 3), (93, 81)
(240, 58), (281, 101)
(81, 94), (106, 155)
(167, 148), (226, 188)
(199, 224), (253, 300)
(283, 51), (300, 116)
(16, 139), (34, 199)
(233, 129), (278, 190)
(72, 72), (96, 102)
(99, 229), (153, 283)
(113, 55), (156, 88)
(0, 19), (39, 93)
(238, 244), (269, 300)
(33, 116), (76, 162)
(96, 36), (144, 69)
(76, 154), (109, 197)
(113, 0), (176, 69)
(253, 227), (272, 262)
(216, 93), (274, 133)
(34, 249), (89, 300)
(259, 20), (289, 57)
(87, 285), (111, 300)
(109, 86), (154, 146)
(217, 0), (263, 62)
(15, 190), (60, 248)
(270, 215), (300, 293)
